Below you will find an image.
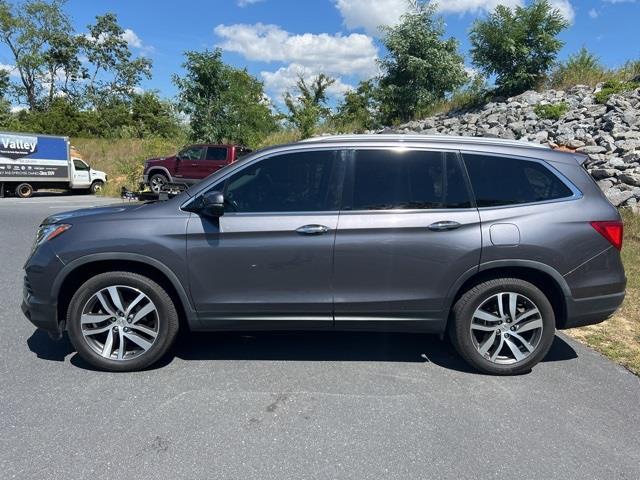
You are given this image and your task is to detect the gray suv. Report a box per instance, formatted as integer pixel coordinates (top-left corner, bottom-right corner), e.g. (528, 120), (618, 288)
(22, 135), (626, 375)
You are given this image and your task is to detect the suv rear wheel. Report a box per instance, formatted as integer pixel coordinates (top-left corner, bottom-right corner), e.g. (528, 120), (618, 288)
(449, 278), (555, 375)
(67, 271), (179, 371)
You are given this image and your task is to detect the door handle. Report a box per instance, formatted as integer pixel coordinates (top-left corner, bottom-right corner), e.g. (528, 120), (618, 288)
(296, 224), (330, 235)
(428, 221), (461, 231)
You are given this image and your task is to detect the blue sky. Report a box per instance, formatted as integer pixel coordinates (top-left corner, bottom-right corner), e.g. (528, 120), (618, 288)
(3, 0), (640, 106)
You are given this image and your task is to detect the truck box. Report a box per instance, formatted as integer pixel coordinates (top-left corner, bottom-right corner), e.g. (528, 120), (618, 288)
(0, 131), (107, 198)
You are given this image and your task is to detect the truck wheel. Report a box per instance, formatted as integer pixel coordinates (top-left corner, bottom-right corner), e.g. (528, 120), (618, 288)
(16, 183), (34, 198)
(90, 181), (104, 194)
(149, 173), (168, 193)
(67, 271), (179, 372)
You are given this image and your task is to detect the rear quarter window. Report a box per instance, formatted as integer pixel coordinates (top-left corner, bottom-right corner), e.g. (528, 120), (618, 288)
(462, 154), (574, 207)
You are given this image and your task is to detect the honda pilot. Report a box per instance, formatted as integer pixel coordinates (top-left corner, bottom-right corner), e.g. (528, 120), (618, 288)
(22, 135), (626, 375)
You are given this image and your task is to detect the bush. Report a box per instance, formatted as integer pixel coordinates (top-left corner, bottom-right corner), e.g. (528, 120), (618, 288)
(595, 81), (640, 104)
(550, 48), (608, 89)
(534, 102), (569, 120)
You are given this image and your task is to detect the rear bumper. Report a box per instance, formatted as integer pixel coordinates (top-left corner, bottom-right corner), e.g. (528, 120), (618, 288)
(559, 291), (625, 329)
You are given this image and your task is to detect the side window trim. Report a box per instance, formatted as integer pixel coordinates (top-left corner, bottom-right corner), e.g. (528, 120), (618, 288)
(460, 150), (583, 209)
(454, 150), (478, 209)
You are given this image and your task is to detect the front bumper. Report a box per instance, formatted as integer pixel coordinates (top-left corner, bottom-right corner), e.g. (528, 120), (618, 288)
(559, 291), (626, 329)
(22, 294), (60, 337)
(22, 243), (65, 337)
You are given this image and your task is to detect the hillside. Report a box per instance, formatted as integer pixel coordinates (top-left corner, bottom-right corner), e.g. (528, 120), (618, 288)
(380, 84), (640, 209)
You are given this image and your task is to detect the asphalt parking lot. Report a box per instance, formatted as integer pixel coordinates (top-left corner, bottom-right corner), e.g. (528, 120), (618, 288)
(1, 193), (639, 479)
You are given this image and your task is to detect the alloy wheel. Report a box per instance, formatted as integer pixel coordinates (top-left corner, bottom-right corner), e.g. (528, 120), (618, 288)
(150, 175), (166, 193)
(80, 285), (159, 361)
(469, 292), (544, 365)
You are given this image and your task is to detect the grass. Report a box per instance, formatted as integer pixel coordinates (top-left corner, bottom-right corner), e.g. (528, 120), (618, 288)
(534, 102), (569, 121)
(566, 209), (640, 375)
(594, 80), (640, 104)
(72, 137), (182, 196)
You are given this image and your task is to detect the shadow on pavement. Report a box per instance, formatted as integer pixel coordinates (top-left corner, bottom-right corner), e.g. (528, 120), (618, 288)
(27, 328), (578, 374)
(26, 329), (75, 362)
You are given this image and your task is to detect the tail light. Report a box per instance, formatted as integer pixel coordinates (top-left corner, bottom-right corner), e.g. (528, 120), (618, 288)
(590, 221), (623, 250)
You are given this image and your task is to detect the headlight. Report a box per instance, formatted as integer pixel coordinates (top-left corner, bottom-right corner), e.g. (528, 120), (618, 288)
(32, 223), (72, 253)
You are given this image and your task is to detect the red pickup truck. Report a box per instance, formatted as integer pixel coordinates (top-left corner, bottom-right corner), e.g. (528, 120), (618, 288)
(142, 144), (252, 193)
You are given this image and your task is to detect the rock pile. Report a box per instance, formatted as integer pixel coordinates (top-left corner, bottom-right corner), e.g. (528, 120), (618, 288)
(379, 85), (640, 207)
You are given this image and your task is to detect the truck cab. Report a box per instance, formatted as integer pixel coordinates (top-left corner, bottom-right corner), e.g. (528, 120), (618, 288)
(142, 144), (252, 193)
(70, 157), (108, 193)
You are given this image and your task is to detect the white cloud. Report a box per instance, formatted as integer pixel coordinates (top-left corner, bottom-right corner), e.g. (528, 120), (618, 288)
(602, 0), (636, 3)
(438, 0), (575, 21)
(436, 0), (523, 14)
(0, 63), (20, 78)
(588, 8), (599, 17)
(237, 0), (263, 6)
(122, 28), (155, 55)
(334, 0), (410, 36)
(122, 28), (143, 48)
(260, 63), (353, 103)
(215, 23), (378, 78)
(10, 105), (27, 113)
(82, 28), (153, 54)
(548, 0), (575, 23)
(334, 0), (576, 34)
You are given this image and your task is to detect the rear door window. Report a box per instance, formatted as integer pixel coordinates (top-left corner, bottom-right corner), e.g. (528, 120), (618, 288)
(346, 149), (472, 210)
(205, 147), (228, 161)
(462, 154), (574, 207)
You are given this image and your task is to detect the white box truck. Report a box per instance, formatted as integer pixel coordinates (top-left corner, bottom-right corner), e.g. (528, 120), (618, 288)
(0, 131), (107, 198)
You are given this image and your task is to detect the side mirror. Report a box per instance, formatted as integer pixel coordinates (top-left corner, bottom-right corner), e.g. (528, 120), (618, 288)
(199, 190), (225, 217)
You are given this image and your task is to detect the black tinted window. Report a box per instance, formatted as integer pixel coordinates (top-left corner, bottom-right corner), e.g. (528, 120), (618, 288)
(348, 150), (471, 210)
(223, 150), (340, 212)
(463, 154), (573, 207)
(73, 160), (89, 171)
(205, 147), (227, 161)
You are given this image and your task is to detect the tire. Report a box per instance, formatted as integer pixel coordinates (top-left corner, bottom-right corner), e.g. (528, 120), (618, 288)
(15, 183), (33, 198)
(448, 278), (555, 375)
(89, 181), (104, 194)
(149, 173), (168, 193)
(67, 271), (179, 372)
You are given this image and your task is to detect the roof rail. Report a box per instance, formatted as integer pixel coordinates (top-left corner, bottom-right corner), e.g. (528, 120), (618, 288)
(299, 134), (549, 150)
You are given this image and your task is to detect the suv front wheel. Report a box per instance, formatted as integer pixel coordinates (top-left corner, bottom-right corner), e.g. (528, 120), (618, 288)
(449, 278), (555, 375)
(67, 271), (179, 371)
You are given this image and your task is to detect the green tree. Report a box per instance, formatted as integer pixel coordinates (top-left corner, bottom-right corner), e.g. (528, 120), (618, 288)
(470, 0), (569, 95)
(377, 1), (467, 123)
(0, 68), (12, 126)
(80, 13), (152, 107)
(174, 48), (277, 146)
(0, 0), (73, 109)
(130, 91), (183, 139)
(284, 73), (335, 139)
(333, 79), (379, 133)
